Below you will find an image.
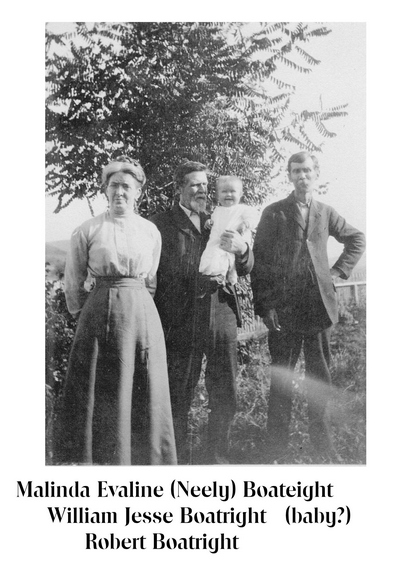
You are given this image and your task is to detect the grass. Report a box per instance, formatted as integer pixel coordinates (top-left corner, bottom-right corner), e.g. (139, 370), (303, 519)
(187, 300), (366, 465)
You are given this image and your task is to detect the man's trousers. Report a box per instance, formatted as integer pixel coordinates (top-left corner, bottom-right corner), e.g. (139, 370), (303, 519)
(266, 326), (334, 460)
(166, 287), (238, 463)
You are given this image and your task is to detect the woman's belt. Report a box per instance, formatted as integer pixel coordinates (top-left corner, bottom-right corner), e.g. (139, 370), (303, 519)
(95, 276), (145, 289)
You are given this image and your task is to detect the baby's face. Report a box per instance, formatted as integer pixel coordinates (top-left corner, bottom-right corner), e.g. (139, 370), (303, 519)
(217, 182), (242, 207)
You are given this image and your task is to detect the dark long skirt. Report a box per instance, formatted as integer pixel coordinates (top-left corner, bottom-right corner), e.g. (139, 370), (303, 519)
(53, 278), (177, 465)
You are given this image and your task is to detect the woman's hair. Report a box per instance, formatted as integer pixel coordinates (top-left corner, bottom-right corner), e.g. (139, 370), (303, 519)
(101, 156), (146, 189)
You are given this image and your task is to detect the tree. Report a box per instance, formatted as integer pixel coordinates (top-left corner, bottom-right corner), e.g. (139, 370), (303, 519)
(46, 22), (347, 216)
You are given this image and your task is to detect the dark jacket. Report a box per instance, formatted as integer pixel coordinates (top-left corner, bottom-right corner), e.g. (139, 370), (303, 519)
(251, 192), (365, 325)
(151, 204), (254, 339)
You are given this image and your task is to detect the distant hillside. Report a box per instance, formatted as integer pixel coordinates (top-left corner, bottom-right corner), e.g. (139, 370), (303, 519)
(45, 240), (69, 272)
(47, 239), (70, 254)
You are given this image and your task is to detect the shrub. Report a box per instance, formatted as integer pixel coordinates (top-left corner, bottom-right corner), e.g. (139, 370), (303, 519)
(45, 276), (76, 461)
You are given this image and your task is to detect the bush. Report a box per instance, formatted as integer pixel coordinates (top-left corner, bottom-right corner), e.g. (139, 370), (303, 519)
(45, 276), (76, 461)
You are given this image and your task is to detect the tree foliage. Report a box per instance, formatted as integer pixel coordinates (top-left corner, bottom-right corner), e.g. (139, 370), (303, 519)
(46, 22), (347, 215)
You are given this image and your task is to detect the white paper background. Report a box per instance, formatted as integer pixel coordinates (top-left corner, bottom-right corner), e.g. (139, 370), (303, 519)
(2, 3), (398, 563)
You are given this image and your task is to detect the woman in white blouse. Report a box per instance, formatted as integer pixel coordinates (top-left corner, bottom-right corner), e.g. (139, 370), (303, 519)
(53, 157), (177, 465)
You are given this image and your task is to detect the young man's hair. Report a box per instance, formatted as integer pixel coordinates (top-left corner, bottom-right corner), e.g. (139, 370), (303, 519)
(287, 151), (319, 174)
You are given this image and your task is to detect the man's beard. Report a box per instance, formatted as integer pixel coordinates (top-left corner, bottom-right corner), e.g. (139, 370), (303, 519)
(191, 197), (207, 213)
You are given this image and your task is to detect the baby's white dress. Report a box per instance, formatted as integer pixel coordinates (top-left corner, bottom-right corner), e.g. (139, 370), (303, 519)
(199, 204), (259, 284)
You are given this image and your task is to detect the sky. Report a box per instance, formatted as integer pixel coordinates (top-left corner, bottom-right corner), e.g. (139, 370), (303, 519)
(45, 22), (366, 260)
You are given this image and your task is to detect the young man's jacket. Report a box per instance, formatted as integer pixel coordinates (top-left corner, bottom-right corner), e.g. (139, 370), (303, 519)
(151, 204), (254, 341)
(251, 192), (365, 325)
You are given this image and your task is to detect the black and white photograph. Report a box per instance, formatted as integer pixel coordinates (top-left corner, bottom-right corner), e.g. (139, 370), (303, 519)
(3, 6), (399, 564)
(45, 22), (366, 466)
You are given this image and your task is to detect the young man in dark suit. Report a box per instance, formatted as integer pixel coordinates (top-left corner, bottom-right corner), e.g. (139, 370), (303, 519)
(151, 161), (254, 464)
(251, 151), (365, 463)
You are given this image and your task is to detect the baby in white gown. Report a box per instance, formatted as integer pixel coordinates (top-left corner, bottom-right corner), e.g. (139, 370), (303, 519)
(199, 176), (259, 285)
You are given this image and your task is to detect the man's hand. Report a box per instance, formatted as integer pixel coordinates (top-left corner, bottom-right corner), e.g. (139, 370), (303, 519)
(263, 308), (281, 332)
(330, 267), (342, 284)
(197, 274), (220, 297)
(220, 230), (247, 256)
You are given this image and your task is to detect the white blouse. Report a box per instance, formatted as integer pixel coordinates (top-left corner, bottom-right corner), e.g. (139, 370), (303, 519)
(64, 210), (161, 314)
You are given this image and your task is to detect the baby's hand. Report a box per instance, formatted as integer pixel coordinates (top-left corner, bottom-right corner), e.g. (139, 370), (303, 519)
(237, 221), (249, 234)
(205, 219), (213, 230)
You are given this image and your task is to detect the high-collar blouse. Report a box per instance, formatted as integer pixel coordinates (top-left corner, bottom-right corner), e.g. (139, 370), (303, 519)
(64, 210), (161, 314)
